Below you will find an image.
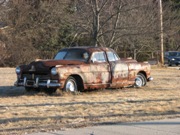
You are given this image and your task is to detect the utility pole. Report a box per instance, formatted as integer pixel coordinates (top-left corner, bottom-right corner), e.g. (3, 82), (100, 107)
(159, 0), (164, 65)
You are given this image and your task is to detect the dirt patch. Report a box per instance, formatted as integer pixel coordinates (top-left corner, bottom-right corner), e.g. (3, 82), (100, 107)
(0, 67), (180, 134)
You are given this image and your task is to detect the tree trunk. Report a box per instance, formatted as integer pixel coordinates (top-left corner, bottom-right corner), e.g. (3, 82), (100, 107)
(92, 0), (99, 47)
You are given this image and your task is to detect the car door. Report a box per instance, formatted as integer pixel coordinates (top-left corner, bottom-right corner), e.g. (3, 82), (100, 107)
(106, 51), (129, 88)
(85, 51), (111, 89)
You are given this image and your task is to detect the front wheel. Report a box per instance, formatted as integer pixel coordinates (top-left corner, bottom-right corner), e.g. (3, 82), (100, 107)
(64, 76), (78, 92)
(135, 73), (147, 87)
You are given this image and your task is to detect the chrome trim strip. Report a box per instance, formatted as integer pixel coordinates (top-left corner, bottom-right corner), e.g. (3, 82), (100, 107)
(23, 77), (27, 86)
(15, 78), (61, 88)
(47, 79), (50, 88)
(35, 77), (39, 87)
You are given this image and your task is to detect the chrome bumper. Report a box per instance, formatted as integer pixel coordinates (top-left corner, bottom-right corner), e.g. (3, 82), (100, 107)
(14, 77), (61, 88)
(147, 77), (153, 81)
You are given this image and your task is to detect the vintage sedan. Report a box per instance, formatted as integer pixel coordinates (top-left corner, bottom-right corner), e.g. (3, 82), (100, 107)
(14, 47), (153, 92)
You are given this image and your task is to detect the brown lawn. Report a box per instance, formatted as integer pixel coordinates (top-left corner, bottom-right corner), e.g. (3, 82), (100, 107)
(0, 66), (180, 134)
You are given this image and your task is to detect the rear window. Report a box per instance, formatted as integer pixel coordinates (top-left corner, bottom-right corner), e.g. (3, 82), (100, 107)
(107, 51), (119, 61)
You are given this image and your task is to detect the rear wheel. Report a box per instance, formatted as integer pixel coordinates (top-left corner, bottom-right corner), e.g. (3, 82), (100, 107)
(135, 73), (147, 87)
(64, 76), (78, 92)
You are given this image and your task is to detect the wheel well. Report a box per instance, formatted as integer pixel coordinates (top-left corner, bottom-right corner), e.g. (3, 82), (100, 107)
(138, 71), (147, 80)
(70, 74), (84, 91)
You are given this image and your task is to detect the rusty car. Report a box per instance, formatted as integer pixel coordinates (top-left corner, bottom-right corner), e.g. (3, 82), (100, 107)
(14, 47), (153, 93)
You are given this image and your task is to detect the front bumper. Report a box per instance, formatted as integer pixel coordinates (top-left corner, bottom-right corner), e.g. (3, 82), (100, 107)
(147, 77), (153, 81)
(14, 77), (61, 88)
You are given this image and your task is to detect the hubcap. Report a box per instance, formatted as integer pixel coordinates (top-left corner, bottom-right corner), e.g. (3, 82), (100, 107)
(135, 77), (143, 87)
(66, 80), (76, 92)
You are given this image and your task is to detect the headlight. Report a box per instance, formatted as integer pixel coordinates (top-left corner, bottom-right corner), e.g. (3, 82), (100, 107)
(172, 58), (175, 61)
(15, 66), (21, 74)
(51, 67), (57, 75)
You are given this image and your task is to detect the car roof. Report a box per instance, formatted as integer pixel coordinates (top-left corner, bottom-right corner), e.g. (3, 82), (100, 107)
(166, 51), (180, 53)
(63, 46), (115, 53)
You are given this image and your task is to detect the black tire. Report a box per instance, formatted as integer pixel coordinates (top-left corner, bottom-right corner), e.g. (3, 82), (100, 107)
(64, 76), (78, 92)
(135, 73), (147, 87)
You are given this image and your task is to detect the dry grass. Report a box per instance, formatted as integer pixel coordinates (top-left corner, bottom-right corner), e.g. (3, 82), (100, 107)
(0, 66), (180, 135)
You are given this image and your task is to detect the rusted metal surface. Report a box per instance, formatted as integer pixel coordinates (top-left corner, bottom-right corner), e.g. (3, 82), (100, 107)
(14, 47), (152, 91)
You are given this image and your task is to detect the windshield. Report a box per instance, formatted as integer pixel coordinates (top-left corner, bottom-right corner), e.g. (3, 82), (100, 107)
(169, 52), (178, 57)
(54, 49), (89, 62)
(178, 52), (180, 56)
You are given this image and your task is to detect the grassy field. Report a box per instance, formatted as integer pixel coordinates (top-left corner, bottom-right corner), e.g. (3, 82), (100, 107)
(0, 67), (180, 134)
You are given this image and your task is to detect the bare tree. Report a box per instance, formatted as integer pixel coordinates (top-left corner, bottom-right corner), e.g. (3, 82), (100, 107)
(162, 1), (180, 51)
(73, 0), (159, 51)
(0, 0), (179, 66)
(0, 0), (6, 5)
(1, 0), (75, 65)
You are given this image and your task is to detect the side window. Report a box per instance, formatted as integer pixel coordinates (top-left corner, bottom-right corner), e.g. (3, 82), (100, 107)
(107, 51), (119, 61)
(91, 52), (106, 63)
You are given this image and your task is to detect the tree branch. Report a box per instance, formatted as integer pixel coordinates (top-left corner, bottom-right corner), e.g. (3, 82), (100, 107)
(0, 0), (6, 5)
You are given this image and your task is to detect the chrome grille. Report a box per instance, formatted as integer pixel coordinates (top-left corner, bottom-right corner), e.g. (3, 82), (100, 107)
(22, 74), (50, 80)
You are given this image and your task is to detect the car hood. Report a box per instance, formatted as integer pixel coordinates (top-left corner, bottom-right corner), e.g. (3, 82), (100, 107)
(166, 56), (180, 59)
(174, 57), (180, 60)
(21, 59), (85, 73)
(40, 59), (85, 66)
